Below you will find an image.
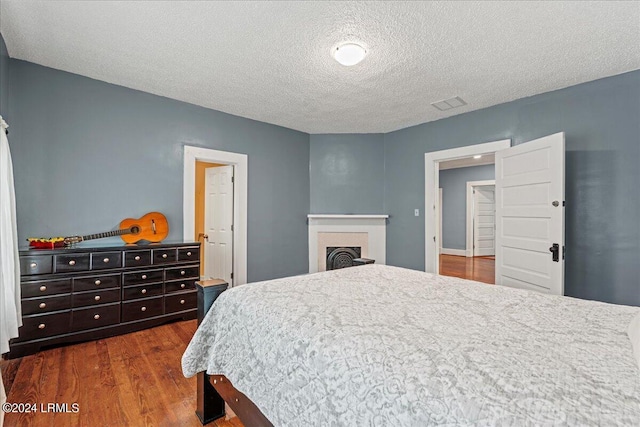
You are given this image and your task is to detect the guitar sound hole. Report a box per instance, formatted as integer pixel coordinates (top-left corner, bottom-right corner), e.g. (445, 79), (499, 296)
(130, 226), (141, 234)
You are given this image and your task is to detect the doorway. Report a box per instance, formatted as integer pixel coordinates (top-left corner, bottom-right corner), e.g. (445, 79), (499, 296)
(466, 180), (495, 257)
(425, 133), (565, 295)
(437, 158), (496, 284)
(426, 139), (509, 275)
(194, 161), (234, 285)
(183, 146), (247, 287)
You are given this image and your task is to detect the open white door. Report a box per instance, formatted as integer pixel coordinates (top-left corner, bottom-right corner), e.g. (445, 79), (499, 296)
(473, 186), (495, 256)
(495, 133), (565, 295)
(204, 165), (234, 285)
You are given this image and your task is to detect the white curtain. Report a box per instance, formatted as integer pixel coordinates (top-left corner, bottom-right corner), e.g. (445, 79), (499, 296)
(0, 115), (21, 354)
(1, 116), (20, 427)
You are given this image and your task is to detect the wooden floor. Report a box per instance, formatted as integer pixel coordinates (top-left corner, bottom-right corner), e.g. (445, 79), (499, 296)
(1, 259), (493, 427)
(1, 320), (243, 427)
(439, 254), (495, 284)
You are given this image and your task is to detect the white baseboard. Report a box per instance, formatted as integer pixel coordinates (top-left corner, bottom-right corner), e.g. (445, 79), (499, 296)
(441, 248), (466, 257)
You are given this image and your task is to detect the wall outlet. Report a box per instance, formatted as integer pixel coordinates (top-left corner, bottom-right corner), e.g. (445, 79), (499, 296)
(414, 209), (420, 217)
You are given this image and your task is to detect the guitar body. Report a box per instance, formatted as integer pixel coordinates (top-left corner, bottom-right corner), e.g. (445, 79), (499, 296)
(119, 212), (169, 243)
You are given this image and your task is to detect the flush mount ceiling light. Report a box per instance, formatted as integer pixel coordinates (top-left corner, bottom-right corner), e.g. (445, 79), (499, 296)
(333, 43), (367, 66)
(473, 155), (482, 159)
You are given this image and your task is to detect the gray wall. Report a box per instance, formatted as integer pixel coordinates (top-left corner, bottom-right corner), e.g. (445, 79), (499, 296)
(439, 164), (494, 250)
(384, 70), (640, 306)
(310, 134), (384, 214)
(0, 33), (9, 119)
(8, 59), (310, 283)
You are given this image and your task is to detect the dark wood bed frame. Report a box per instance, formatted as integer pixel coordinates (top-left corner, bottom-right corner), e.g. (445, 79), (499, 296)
(195, 279), (273, 427)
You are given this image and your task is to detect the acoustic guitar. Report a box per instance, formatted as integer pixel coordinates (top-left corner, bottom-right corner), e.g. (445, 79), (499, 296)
(28, 212), (170, 248)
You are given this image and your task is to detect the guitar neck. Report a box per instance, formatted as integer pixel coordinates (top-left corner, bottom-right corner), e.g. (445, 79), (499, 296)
(82, 228), (132, 242)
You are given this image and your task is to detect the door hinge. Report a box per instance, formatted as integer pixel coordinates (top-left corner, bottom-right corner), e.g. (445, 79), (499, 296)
(563, 201), (566, 207)
(231, 176), (234, 183)
(230, 272), (234, 279)
(563, 245), (565, 260)
(231, 224), (234, 231)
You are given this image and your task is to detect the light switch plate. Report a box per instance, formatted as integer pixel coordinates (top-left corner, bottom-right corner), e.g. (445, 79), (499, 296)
(414, 209), (420, 217)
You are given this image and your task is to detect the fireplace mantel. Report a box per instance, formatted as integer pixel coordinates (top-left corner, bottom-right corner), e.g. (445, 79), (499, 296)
(308, 214), (388, 273)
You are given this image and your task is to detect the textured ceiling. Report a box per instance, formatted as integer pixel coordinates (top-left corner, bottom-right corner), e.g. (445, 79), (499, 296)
(1, 1), (639, 134)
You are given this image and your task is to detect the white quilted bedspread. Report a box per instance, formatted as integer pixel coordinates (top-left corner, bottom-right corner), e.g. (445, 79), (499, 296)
(182, 265), (640, 426)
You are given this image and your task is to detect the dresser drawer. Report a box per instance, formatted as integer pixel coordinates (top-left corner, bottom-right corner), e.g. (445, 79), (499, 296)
(73, 273), (120, 292)
(17, 311), (71, 341)
(22, 279), (72, 298)
(152, 248), (177, 264)
(22, 294), (71, 315)
(165, 279), (197, 294)
(91, 251), (122, 270)
(165, 266), (199, 281)
(123, 283), (164, 301)
(71, 303), (120, 331)
(55, 253), (90, 273)
(165, 292), (196, 314)
(20, 255), (53, 276)
(177, 247), (200, 262)
(122, 269), (163, 286)
(72, 288), (121, 308)
(124, 250), (151, 268)
(122, 297), (163, 322)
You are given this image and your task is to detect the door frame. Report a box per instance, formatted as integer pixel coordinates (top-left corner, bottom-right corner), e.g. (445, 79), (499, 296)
(466, 180), (495, 257)
(184, 145), (247, 286)
(424, 139), (510, 274)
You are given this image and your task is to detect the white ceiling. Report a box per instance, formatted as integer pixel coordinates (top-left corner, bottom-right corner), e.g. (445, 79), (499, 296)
(1, 1), (639, 134)
(439, 154), (494, 171)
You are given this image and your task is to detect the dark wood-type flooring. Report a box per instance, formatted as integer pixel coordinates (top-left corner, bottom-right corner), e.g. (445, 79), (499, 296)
(439, 254), (495, 284)
(1, 320), (241, 427)
(2, 258), (492, 426)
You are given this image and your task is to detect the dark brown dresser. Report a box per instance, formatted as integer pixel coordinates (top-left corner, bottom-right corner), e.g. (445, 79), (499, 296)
(8, 242), (200, 358)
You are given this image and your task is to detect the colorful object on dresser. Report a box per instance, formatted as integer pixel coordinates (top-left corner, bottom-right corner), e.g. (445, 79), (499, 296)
(27, 237), (66, 249)
(28, 212), (169, 248)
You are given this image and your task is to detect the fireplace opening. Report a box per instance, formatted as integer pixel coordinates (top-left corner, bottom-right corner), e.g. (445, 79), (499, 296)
(326, 246), (361, 270)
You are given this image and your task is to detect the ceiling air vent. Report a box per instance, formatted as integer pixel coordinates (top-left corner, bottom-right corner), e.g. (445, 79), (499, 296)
(431, 96), (467, 111)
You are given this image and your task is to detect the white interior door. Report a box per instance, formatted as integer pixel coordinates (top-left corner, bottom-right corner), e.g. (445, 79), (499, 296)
(204, 165), (234, 285)
(495, 132), (565, 295)
(473, 186), (495, 256)
(437, 188), (443, 252)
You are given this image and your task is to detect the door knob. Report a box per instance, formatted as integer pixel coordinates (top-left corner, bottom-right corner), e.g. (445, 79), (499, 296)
(549, 243), (560, 262)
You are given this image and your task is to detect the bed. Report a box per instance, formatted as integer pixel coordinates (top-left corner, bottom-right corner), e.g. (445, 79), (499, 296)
(182, 264), (640, 426)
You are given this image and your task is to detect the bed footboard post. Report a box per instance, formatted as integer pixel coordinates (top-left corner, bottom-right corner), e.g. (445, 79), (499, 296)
(195, 279), (229, 425)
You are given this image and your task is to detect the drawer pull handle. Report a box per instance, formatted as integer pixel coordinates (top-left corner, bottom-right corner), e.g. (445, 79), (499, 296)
(186, 251), (192, 256)
(39, 285), (47, 292)
(39, 302), (46, 309)
(103, 257), (110, 263)
(134, 255), (141, 261)
(38, 323), (46, 329)
(180, 283), (186, 289)
(141, 306), (147, 312)
(162, 254), (168, 259)
(180, 270), (186, 276)
(95, 280), (101, 286)
(30, 262), (37, 268)
(141, 274), (147, 280)
(180, 299), (185, 305)
(68, 260), (76, 266)
(141, 289), (147, 294)
(94, 314), (100, 320)
(94, 295), (101, 301)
